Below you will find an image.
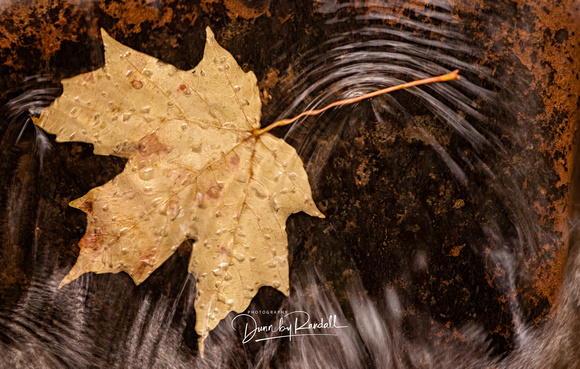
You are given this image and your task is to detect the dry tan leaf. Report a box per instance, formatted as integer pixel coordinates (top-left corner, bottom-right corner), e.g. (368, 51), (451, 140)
(34, 27), (323, 352)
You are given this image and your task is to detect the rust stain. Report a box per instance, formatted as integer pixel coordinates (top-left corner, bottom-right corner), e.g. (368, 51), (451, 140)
(458, 0), (580, 312)
(0, 0), (201, 72)
(530, 241), (568, 306)
(449, 244), (465, 257)
(0, 1), (86, 69)
(511, 1), (579, 308)
(201, 0), (270, 20)
(98, 0), (174, 37)
(223, 0), (270, 20)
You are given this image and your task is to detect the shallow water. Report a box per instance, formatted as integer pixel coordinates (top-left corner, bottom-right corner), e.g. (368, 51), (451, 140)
(1, 0), (579, 368)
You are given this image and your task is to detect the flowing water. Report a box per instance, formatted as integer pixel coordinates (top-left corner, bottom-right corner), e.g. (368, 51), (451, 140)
(1, 0), (579, 368)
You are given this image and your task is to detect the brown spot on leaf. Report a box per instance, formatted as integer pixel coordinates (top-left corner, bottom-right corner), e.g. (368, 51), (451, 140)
(217, 245), (231, 256)
(79, 200), (93, 213)
(131, 80), (143, 89)
(229, 152), (240, 166)
(79, 228), (102, 252)
(226, 152), (240, 172)
(82, 72), (94, 83)
(138, 133), (167, 157)
(207, 185), (222, 199)
(177, 83), (191, 95)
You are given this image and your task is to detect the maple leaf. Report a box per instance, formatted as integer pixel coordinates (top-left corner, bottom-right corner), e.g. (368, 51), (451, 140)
(34, 27), (323, 351)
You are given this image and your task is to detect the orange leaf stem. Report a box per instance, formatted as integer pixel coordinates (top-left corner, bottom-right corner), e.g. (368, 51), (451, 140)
(253, 69), (460, 136)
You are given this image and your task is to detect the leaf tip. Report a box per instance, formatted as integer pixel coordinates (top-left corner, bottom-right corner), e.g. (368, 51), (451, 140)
(100, 28), (111, 41)
(99, 28), (121, 56)
(129, 272), (148, 286)
(306, 203), (325, 219)
(31, 115), (45, 131)
(204, 26), (215, 42)
(70, 196), (93, 214)
(58, 276), (71, 289)
(59, 262), (87, 289)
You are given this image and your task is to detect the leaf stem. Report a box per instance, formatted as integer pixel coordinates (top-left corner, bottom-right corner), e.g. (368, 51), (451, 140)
(253, 69), (460, 136)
